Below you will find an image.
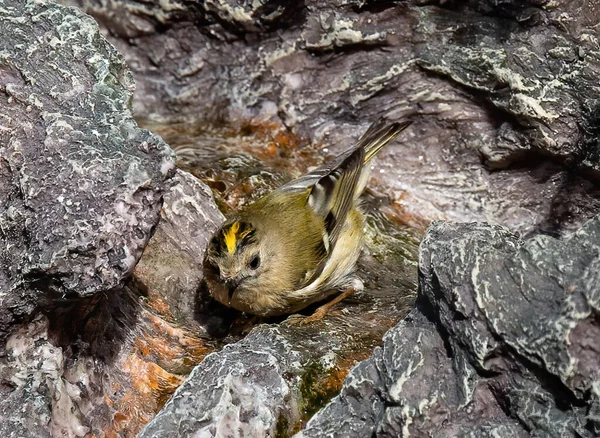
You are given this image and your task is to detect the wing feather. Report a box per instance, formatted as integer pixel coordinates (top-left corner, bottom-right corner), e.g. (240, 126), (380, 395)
(281, 118), (412, 287)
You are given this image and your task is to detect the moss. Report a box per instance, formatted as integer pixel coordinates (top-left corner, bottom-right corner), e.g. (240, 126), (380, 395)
(297, 360), (345, 426)
(275, 413), (291, 438)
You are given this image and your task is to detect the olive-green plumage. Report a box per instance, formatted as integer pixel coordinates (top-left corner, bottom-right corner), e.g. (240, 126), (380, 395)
(204, 119), (411, 318)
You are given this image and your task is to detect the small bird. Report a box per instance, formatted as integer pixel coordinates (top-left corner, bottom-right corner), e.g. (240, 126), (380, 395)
(203, 118), (412, 322)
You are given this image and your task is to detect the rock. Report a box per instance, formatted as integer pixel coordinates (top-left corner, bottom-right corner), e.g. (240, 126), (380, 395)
(133, 169), (225, 327)
(414, 2), (600, 171)
(0, 315), (91, 438)
(0, 169), (225, 437)
(0, 0), (175, 340)
(300, 216), (599, 437)
(138, 325), (302, 438)
(67, 0), (600, 238)
(299, 309), (531, 438)
(139, 306), (417, 437)
(202, 0), (303, 33)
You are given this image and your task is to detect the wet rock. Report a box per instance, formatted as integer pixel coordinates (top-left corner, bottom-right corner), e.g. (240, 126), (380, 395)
(0, 0), (175, 340)
(139, 294), (419, 438)
(133, 169), (225, 327)
(300, 216), (599, 437)
(0, 170), (224, 437)
(202, 0), (303, 33)
(415, 3), (599, 170)
(0, 316), (57, 438)
(68, 0), (600, 238)
(138, 325), (304, 438)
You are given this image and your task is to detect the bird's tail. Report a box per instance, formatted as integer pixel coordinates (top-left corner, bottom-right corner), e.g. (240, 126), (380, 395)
(358, 118), (413, 163)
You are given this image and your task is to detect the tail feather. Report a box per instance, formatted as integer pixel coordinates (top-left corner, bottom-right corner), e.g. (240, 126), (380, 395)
(359, 119), (413, 163)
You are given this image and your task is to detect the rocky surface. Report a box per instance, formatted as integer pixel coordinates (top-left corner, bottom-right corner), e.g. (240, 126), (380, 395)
(2, 0), (598, 437)
(300, 217), (600, 437)
(133, 169), (225, 327)
(138, 324), (341, 438)
(0, 0), (189, 436)
(68, 0), (600, 238)
(0, 0), (174, 340)
(0, 170), (226, 437)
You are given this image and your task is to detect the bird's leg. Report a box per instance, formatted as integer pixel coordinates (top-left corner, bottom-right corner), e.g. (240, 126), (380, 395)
(289, 278), (363, 325)
(302, 287), (356, 323)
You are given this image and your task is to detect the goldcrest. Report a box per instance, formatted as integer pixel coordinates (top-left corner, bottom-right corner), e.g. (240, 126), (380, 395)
(203, 119), (412, 321)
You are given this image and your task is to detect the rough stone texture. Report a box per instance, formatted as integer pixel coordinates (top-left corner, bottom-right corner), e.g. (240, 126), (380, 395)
(138, 325), (303, 437)
(0, 0), (175, 340)
(138, 319), (394, 437)
(0, 315), (91, 438)
(0, 170), (225, 437)
(415, 1), (600, 170)
(68, 0), (600, 238)
(0, 316), (60, 438)
(300, 216), (599, 437)
(133, 169), (225, 326)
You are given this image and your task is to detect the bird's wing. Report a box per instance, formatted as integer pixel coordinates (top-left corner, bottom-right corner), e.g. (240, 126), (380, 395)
(280, 118), (411, 249)
(359, 119), (412, 163)
(277, 149), (354, 195)
(284, 118), (412, 288)
(290, 148), (364, 290)
(279, 119), (411, 194)
(306, 147), (364, 250)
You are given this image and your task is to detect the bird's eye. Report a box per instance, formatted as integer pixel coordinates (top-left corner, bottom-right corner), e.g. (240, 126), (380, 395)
(249, 255), (261, 270)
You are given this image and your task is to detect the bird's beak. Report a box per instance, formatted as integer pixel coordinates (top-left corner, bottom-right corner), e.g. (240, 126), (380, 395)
(223, 277), (241, 305)
(227, 283), (236, 305)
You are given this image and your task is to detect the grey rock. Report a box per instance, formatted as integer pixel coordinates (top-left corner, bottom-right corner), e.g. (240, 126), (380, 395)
(414, 4), (599, 170)
(67, 0), (600, 238)
(0, 167), (225, 437)
(0, 0), (175, 339)
(0, 315), (85, 438)
(420, 219), (600, 399)
(301, 216), (599, 437)
(202, 0), (302, 33)
(138, 325), (299, 437)
(133, 169), (225, 326)
(298, 309), (528, 438)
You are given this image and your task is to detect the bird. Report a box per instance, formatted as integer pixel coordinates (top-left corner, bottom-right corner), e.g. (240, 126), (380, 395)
(203, 118), (412, 323)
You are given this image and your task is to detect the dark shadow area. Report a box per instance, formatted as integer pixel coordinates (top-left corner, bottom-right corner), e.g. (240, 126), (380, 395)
(194, 279), (240, 338)
(42, 283), (141, 363)
(535, 171), (600, 237)
(573, 101), (600, 180)
(420, 0), (545, 27)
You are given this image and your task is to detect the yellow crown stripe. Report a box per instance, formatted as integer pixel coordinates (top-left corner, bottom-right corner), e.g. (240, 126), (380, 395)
(224, 221), (240, 254)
